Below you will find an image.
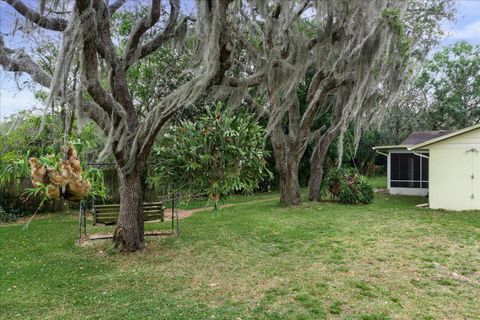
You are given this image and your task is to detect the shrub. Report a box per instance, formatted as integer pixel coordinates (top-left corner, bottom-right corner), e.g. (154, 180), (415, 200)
(324, 169), (374, 204)
(0, 191), (30, 223)
(150, 103), (271, 209)
(0, 205), (25, 223)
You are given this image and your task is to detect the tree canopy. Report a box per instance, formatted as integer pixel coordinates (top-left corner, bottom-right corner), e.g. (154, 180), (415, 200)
(0, 0), (459, 251)
(417, 41), (480, 130)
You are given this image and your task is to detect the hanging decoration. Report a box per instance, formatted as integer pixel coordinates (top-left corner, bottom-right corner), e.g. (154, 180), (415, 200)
(28, 146), (91, 202)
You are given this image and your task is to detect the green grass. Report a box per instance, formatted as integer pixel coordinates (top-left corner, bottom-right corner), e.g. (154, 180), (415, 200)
(166, 190), (278, 210)
(1, 192), (479, 319)
(368, 176), (387, 189)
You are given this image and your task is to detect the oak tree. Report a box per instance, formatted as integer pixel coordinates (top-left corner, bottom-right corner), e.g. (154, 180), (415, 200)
(0, 0), (233, 251)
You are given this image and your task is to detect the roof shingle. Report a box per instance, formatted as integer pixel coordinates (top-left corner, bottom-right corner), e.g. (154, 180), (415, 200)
(401, 130), (453, 146)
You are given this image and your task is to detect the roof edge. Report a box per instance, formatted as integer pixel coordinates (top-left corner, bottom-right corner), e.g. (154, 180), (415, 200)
(373, 145), (408, 150)
(408, 123), (480, 150)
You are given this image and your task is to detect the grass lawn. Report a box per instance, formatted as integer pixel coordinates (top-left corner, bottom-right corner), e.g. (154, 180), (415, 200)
(1, 192), (479, 319)
(166, 190), (280, 211)
(369, 176), (387, 189)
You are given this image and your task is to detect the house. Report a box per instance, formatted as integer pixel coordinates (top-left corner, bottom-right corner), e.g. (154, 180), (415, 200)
(374, 124), (480, 211)
(373, 130), (452, 197)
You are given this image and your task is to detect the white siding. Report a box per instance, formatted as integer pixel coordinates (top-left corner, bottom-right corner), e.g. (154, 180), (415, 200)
(428, 128), (480, 210)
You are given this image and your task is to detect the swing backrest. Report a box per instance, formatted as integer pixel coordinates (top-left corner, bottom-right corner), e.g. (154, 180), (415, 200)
(92, 202), (165, 225)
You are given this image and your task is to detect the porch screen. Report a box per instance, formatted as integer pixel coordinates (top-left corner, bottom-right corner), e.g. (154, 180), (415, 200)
(390, 153), (428, 188)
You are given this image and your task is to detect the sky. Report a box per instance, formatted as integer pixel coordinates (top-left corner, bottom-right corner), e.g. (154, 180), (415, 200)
(1, 0), (480, 121)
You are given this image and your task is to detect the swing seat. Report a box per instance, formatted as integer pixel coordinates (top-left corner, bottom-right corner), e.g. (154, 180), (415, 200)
(92, 202), (165, 225)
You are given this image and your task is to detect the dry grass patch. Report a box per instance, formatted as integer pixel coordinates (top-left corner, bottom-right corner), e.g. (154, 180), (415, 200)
(1, 193), (479, 319)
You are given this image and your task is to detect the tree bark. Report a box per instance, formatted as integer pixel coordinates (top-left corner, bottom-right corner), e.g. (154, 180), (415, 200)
(271, 131), (303, 206)
(308, 144), (329, 202)
(113, 168), (145, 252)
(308, 133), (338, 201)
(277, 155), (301, 206)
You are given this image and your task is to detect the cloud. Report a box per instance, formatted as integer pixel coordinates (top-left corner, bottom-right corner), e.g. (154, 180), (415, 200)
(458, 0), (480, 11)
(449, 20), (480, 41)
(0, 88), (39, 120)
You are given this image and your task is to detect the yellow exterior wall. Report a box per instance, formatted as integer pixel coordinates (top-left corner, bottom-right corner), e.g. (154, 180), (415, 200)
(428, 128), (480, 210)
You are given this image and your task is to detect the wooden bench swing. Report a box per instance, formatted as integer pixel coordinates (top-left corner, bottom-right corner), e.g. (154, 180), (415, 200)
(92, 202), (165, 225)
(78, 196), (180, 242)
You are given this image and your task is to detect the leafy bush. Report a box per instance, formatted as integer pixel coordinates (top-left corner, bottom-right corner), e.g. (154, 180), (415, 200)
(82, 167), (108, 201)
(324, 169), (374, 204)
(150, 103), (271, 208)
(0, 206), (14, 223)
(0, 151), (31, 188)
(0, 203), (26, 223)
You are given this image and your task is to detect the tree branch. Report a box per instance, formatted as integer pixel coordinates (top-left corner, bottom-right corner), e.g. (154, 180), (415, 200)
(288, 97), (301, 136)
(284, 0), (312, 32)
(3, 0), (125, 32)
(309, 125), (326, 144)
(76, 0), (125, 119)
(227, 72), (265, 88)
(124, 0), (162, 66)
(242, 93), (267, 116)
(132, 0), (233, 162)
(127, 0), (180, 67)
(3, 0), (68, 31)
(109, 0), (127, 14)
(0, 35), (109, 131)
(91, 0), (138, 129)
(93, 0), (120, 66)
(300, 76), (338, 132)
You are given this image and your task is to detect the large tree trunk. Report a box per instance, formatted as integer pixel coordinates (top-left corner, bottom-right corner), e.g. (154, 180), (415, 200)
(271, 131), (303, 206)
(277, 157), (301, 206)
(308, 134), (338, 201)
(113, 168), (145, 252)
(308, 144), (329, 201)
